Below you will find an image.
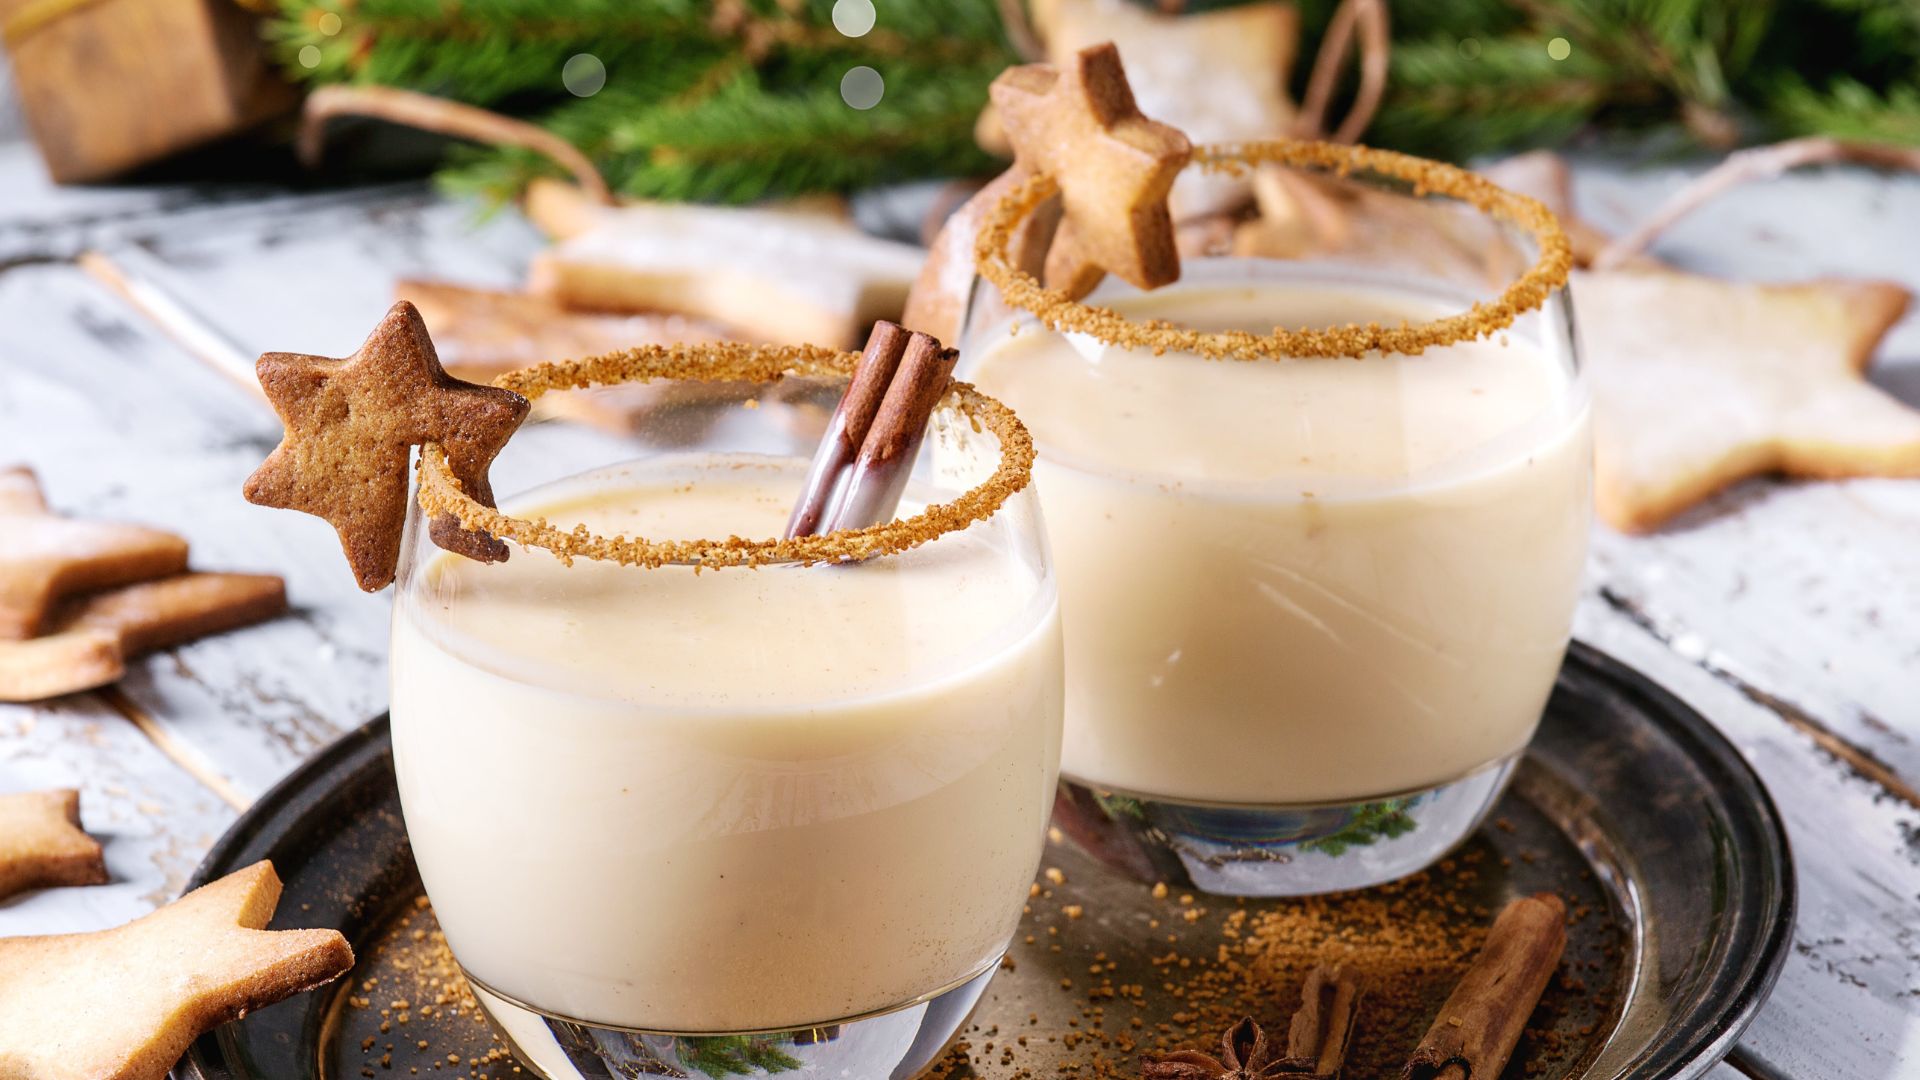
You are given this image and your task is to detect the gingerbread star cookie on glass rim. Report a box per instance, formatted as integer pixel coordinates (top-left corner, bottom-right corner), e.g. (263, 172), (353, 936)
(1000, 0), (1299, 221)
(0, 861), (353, 1080)
(992, 42), (1193, 301)
(243, 301), (530, 592)
(0, 788), (107, 901)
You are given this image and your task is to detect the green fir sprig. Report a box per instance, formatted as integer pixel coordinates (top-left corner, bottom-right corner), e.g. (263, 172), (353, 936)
(266, 0), (1920, 205)
(675, 1034), (804, 1077)
(1301, 800), (1418, 857)
(271, 0), (1014, 203)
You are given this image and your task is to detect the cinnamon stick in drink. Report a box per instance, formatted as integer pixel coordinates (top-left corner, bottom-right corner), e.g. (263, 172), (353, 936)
(821, 331), (958, 531)
(1402, 892), (1567, 1080)
(786, 322), (911, 537)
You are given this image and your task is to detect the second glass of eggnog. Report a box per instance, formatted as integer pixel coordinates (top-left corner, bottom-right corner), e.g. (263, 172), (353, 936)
(963, 142), (1590, 896)
(389, 354), (1060, 1079)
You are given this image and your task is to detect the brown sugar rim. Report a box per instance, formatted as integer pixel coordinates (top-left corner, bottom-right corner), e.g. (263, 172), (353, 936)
(414, 342), (1035, 569)
(975, 139), (1575, 360)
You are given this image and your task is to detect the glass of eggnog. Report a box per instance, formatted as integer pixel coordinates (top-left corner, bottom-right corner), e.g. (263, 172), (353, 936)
(961, 141), (1589, 897)
(389, 346), (1061, 1079)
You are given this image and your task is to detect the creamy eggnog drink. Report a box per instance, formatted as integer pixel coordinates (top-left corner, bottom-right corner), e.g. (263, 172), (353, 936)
(972, 271), (1589, 806)
(967, 191), (1587, 896)
(389, 454), (1061, 1042)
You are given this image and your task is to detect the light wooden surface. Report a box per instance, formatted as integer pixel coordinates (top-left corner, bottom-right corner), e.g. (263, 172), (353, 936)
(1, 144), (1917, 1080)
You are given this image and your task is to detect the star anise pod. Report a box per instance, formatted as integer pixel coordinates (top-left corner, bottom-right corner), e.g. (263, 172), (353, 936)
(1141, 1017), (1316, 1079)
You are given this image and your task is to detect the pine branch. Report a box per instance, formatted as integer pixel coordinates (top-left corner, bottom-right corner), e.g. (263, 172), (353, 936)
(440, 57), (1004, 204)
(1768, 76), (1920, 147)
(277, 0), (1920, 203)
(676, 1035), (802, 1076)
(269, 0), (1011, 106)
(1369, 34), (1627, 159)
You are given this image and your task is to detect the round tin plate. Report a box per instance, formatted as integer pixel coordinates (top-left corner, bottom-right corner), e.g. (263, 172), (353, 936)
(175, 643), (1792, 1080)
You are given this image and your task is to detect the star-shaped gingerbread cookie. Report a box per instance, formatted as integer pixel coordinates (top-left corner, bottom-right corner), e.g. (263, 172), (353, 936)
(243, 301), (530, 592)
(1575, 267), (1917, 530)
(0, 789), (107, 900)
(993, 42), (1192, 301)
(1020, 0), (1297, 221)
(0, 860), (353, 1080)
(1, 482), (188, 639)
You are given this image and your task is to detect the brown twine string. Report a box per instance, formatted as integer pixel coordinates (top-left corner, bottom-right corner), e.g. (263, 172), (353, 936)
(996, 0), (1046, 62)
(1593, 136), (1920, 270)
(1295, 0), (1392, 144)
(297, 85), (617, 205)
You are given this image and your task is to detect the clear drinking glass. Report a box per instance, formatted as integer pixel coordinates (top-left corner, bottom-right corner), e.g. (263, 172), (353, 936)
(388, 373), (1061, 1079)
(960, 145), (1590, 897)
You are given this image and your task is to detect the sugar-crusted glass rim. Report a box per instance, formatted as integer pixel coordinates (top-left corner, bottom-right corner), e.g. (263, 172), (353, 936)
(974, 138), (1574, 360)
(415, 342), (1034, 569)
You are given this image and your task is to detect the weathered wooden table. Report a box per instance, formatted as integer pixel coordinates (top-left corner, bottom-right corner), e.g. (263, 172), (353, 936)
(1, 137), (1916, 1079)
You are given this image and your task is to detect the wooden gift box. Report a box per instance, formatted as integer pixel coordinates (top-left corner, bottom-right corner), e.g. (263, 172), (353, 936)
(0, 0), (295, 182)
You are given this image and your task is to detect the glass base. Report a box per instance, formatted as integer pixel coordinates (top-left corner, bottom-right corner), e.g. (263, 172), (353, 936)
(1051, 752), (1522, 897)
(466, 961), (998, 1080)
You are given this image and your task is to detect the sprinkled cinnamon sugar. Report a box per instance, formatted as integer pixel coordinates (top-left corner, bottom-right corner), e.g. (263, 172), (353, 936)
(414, 342), (1035, 570)
(928, 836), (1621, 1080)
(338, 895), (520, 1079)
(974, 139), (1574, 361)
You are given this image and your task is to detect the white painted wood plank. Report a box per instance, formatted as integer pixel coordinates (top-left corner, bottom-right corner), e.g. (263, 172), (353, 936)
(1576, 601), (1920, 1079)
(0, 57), (22, 145)
(115, 186), (542, 360)
(0, 262), (388, 796)
(0, 697), (233, 937)
(1589, 485), (1920, 786)
(0, 144), (274, 264)
(1566, 158), (1920, 791)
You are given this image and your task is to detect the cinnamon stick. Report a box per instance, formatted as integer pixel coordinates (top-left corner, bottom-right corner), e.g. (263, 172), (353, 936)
(820, 331), (957, 531)
(1401, 893), (1567, 1080)
(1286, 964), (1363, 1078)
(786, 322), (911, 537)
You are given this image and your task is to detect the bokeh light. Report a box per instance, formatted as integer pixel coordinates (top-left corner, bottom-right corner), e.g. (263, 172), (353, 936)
(832, 0), (876, 38)
(563, 53), (608, 98)
(841, 66), (885, 110)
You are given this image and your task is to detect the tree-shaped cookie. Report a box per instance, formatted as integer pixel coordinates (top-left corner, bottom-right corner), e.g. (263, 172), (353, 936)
(243, 301), (529, 591)
(993, 42), (1192, 301)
